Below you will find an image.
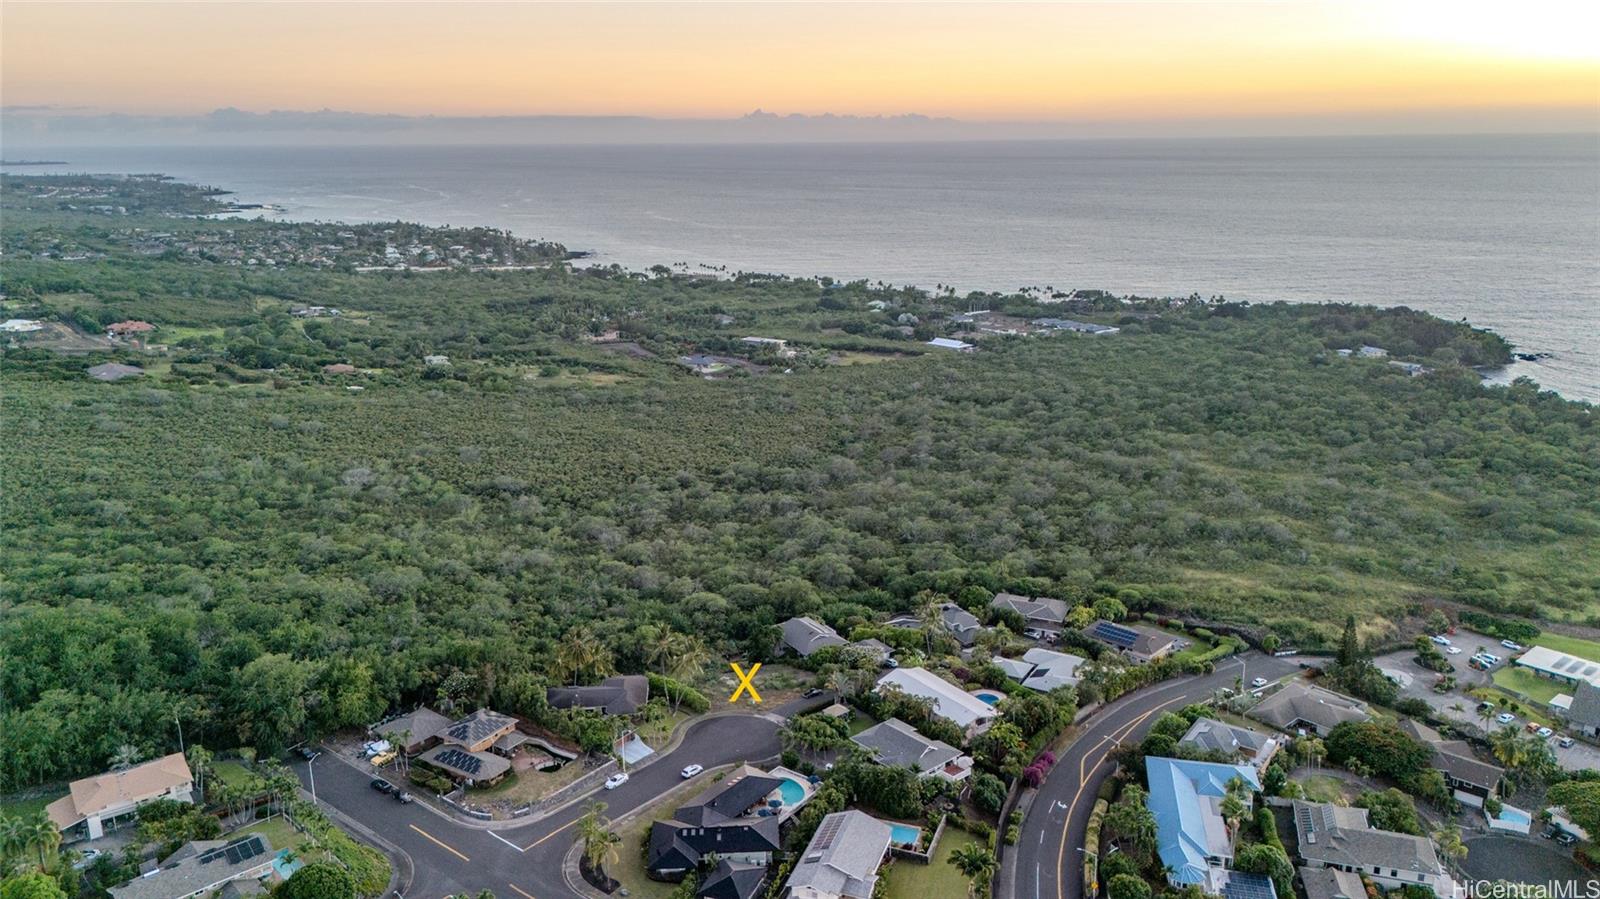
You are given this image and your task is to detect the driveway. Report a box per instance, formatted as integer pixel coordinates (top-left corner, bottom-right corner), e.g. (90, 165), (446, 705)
(293, 701), (813, 898)
(1011, 651), (1302, 899)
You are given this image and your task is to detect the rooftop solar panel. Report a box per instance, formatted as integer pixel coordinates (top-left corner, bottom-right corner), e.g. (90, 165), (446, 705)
(1090, 621), (1140, 648)
(1222, 871), (1276, 899)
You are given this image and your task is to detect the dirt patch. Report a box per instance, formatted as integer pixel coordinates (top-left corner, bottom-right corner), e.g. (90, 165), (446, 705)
(594, 341), (656, 359)
(8, 321), (117, 353)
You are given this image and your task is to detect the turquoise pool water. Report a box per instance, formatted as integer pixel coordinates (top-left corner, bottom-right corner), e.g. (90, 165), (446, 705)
(1496, 807), (1532, 826)
(778, 778), (806, 805)
(889, 824), (922, 846)
(973, 690), (1003, 706)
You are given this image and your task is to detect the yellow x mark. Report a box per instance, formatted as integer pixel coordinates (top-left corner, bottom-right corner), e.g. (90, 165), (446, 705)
(729, 662), (763, 703)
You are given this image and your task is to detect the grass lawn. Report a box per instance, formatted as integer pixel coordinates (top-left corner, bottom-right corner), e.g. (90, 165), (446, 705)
(847, 710), (884, 737)
(881, 825), (983, 899)
(608, 777), (728, 899)
(0, 791), (65, 821)
(471, 758), (593, 805)
(235, 816), (310, 854)
(211, 760), (256, 789)
(1493, 666), (1568, 706)
(1295, 774), (1350, 804)
(1521, 632), (1600, 664)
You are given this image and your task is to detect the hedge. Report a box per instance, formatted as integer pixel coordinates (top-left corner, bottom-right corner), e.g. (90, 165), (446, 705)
(647, 673), (710, 713)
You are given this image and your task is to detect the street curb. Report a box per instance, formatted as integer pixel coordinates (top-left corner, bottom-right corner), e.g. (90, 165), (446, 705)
(298, 785), (414, 898)
(318, 709), (781, 834)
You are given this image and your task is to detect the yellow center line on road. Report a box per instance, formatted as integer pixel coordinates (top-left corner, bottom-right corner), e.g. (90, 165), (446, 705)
(408, 823), (470, 862)
(507, 883), (538, 899)
(1053, 695), (1189, 899)
(521, 817), (577, 851)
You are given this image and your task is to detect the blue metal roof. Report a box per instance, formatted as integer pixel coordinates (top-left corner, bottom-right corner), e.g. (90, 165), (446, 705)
(1145, 756), (1261, 886)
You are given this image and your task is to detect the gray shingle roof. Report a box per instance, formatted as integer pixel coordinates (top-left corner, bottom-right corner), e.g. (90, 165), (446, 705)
(109, 837), (273, 899)
(1570, 680), (1600, 728)
(787, 810), (893, 899)
(546, 675), (650, 715)
(780, 616), (847, 657)
(1180, 718), (1277, 763)
(940, 604), (983, 645)
(1298, 866), (1364, 899)
(1292, 800), (1442, 875)
(1247, 682), (1370, 733)
(851, 718), (962, 773)
(991, 593), (1069, 625)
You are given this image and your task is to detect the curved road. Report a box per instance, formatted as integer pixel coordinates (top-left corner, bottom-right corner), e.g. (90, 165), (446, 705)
(1010, 652), (1301, 899)
(293, 706), (808, 898)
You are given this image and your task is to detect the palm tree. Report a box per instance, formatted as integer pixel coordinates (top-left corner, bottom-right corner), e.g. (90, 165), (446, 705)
(917, 597), (946, 655)
(947, 844), (996, 899)
(186, 744), (214, 804)
(25, 811), (59, 869)
(825, 668), (853, 703)
(0, 815), (28, 865)
(1490, 725), (1528, 769)
(1476, 704), (1494, 729)
(556, 625), (615, 685)
(1433, 824), (1467, 862)
(109, 744), (143, 772)
(576, 802), (621, 877)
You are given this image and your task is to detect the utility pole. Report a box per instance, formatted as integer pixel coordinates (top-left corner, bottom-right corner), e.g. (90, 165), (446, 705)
(176, 712), (185, 754)
(308, 751), (320, 805)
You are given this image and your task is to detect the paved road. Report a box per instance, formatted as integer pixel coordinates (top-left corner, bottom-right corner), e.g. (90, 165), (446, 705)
(293, 698), (819, 898)
(1010, 652), (1302, 899)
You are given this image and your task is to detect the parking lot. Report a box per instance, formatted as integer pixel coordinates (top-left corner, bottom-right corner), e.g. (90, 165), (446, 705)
(1374, 629), (1600, 771)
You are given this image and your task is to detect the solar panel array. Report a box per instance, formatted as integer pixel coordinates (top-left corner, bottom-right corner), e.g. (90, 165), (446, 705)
(811, 814), (845, 851)
(198, 836), (265, 866)
(1089, 621), (1140, 648)
(1221, 872), (1276, 899)
(434, 747), (483, 775)
(1556, 655), (1600, 678)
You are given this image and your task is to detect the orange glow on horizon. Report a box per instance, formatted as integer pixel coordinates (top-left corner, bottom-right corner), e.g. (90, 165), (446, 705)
(1, 1), (1595, 125)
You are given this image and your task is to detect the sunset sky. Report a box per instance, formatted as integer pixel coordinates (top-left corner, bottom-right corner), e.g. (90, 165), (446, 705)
(3, 1), (1596, 128)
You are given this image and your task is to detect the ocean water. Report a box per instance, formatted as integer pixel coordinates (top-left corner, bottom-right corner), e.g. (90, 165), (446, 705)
(6, 135), (1597, 401)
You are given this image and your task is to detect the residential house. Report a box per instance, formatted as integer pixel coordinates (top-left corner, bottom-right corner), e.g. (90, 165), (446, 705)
(875, 667), (994, 738)
(1179, 718), (1282, 775)
(741, 337), (794, 357)
(850, 718), (972, 782)
(647, 765), (789, 880)
(1560, 679), (1600, 739)
(1356, 345), (1388, 358)
(547, 675), (650, 716)
(1145, 756), (1262, 892)
(1298, 867), (1365, 899)
(374, 706), (452, 755)
(697, 859), (768, 899)
(1513, 645), (1600, 688)
(847, 638), (893, 666)
(1083, 620), (1179, 664)
(322, 363), (357, 374)
(993, 657), (1036, 683)
(780, 617), (848, 658)
(1, 318), (43, 332)
(678, 354), (724, 375)
(1031, 317), (1121, 335)
(939, 603), (984, 647)
(1016, 647), (1086, 692)
(990, 592), (1069, 634)
(1291, 800), (1455, 895)
(785, 810), (894, 899)
(106, 320), (156, 340)
(925, 337), (975, 352)
(108, 835), (272, 899)
(1396, 719), (1503, 805)
(48, 753), (194, 841)
(414, 708), (521, 786)
(87, 363), (145, 382)
(423, 354), (450, 367)
(1246, 682), (1370, 736)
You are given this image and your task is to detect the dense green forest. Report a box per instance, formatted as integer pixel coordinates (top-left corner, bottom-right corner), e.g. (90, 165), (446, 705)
(2, 174), (1596, 790)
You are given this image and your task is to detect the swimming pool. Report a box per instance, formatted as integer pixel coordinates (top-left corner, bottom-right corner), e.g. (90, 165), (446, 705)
(1495, 807), (1532, 826)
(972, 690), (1004, 706)
(889, 824), (922, 847)
(778, 778), (807, 805)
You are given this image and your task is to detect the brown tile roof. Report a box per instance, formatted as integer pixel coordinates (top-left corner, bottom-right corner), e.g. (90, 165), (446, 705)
(48, 752), (192, 829)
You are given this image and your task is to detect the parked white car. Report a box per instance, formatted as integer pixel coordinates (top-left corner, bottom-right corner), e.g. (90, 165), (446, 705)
(1445, 646), (1462, 655)
(1251, 677), (1268, 688)
(680, 764), (704, 779)
(1496, 712), (1516, 725)
(1430, 635), (1451, 646)
(1502, 640), (1524, 651)
(1538, 727), (1554, 738)
(604, 772), (629, 790)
